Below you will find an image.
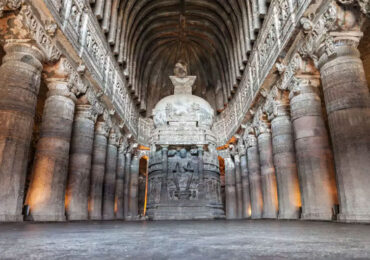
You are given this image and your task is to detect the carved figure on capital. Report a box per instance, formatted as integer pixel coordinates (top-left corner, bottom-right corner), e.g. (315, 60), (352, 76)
(253, 108), (270, 136)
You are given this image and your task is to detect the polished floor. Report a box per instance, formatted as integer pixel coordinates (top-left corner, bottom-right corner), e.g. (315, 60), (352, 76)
(0, 220), (369, 259)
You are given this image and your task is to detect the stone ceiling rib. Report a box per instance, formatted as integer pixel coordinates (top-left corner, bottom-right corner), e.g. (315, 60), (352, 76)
(90, 0), (261, 115)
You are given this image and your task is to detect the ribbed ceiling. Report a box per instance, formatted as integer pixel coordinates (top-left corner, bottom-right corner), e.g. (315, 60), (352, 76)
(91, 0), (267, 116)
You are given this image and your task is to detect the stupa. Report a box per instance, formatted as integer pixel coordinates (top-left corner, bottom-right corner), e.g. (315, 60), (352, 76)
(146, 62), (225, 220)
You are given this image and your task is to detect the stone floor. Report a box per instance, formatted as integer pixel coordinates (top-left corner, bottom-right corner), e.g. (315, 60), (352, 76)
(0, 220), (369, 259)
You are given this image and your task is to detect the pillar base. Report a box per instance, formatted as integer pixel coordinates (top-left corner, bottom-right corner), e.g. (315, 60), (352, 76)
(337, 213), (370, 223)
(251, 215), (262, 220)
(263, 213), (277, 219)
(89, 215), (102, 221)
(278, 212), (300, 220)
(29, 214), (66, 222)
(0, 214), (23, 222)
(102, 215), (115, 221)
(301, 212), (333, 221)
(67, 214), (88, 221)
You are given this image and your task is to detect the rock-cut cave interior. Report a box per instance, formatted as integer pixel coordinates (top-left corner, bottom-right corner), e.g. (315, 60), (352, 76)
(0, 0), (369, 259)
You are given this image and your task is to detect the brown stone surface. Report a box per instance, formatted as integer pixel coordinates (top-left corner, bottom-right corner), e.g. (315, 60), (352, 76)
(123, 152), (131, 219)
(290, 78), (337, 221)
(128, 155), (139, 219)
(225, 156), (237, 220)
(115, 144), (126, 219)
(66, 104), (96, 221)
(102, 131), (118, 220)
(320, 43), (370, 222)
(271, 114), (301, 219)
(88, 121), (109, 220)
(0, 42), (43, 222)
(26, 72), (76, 221)
(247, 137), (263, 219)
(240, 154), (251, 219)
(234, 154), (243, 219)
(257, 132), (278, 219)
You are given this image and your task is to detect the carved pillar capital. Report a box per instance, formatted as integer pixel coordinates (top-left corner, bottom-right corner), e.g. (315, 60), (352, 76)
(337, 0), (370, 16)
(95, 121), (110, 137)
(108, 129), (119, 147)
(253, 108), (271, 136)
(43, 58), (77, 102)
(0, 0), (23, 17)
(75, 104), (98, 122)
(264, 87), (291, 121)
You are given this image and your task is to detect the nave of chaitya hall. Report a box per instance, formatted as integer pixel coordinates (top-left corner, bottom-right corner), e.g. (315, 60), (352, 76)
(0, 0), (369, 234)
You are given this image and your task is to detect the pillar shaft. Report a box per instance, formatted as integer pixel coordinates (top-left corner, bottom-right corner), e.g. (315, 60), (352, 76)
(319, 37), (370, 222)
(115, 144), (126, 219)
(257, 131), (278, 219)
(102, 131), (118, 220)
(160, 146), (168, 203)
(270, 111), (301, 219)
(247, 135), (263, 219)
(234, 154), (243, 219)
(198, 146), (205, 200)
(123, 152), (131, 218)
(26, 71), (76, 221)
(240, 153), (251, 219)
(129, 155), (139, 219)
(225, 156), (237, 219)
(0, 42), (43, 221)
(66, 104), (96, 220)
(89, 122), (109, 220)
(290, 77), (337, 220)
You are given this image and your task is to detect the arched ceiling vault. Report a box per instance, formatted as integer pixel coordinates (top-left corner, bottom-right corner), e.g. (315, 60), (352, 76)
(90, 0), (268, 117)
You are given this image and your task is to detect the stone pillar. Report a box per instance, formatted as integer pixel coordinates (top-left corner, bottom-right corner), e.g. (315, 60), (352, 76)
(65, 102), (97, 220)
(123, 152), (131, 219)
(239, 146), (251, 219)
(266, 91), (301, 219)
(246, 130), (263, 219)
(115, 141), (126, 219)
(290, 67), (337, 220)
(197, 145), (205, 200)
(224, 152), (237, 220)
(255, 118), (278, 219)
(129, 154), (139, 219)
(102, 130), (119, 220)
(160, 146), (169, 203)
(26, 59), (76, 221)
(0, 41), (44, 222)
(234, 153), (243, 219)
(89, 121), (109, 220)
(318, 22), (370, 222)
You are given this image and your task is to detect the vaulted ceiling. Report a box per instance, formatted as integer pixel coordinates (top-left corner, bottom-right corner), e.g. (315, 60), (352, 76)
(90, 0), (268, 116)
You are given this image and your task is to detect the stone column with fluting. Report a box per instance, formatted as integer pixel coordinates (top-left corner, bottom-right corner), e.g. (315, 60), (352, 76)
(233, 152), (243, 219)
(289, 56), (337, 220)
(123, 151), (131, 219)
(254, 114), (278, 219)
(160, 146), (169, 203)
(26, 58), (76, 221)
(129, 153), (140, 219)
(66, 98), (97, 220)
(239, 139), (251, 219)
(317, 8), (370, 222)
(115, 139), (127, 219)
(0, 41), (44, 222)
(224, 149), (237, 220)
(89, 121), (109, 220)
(102, 129), (119, 220)
(246, 127), (263, 219)
(265, 89), (301, 219)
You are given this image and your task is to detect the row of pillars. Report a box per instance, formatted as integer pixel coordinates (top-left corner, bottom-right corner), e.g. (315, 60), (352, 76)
(225, 28), (370, 222)
(0, 41), (140, 222)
